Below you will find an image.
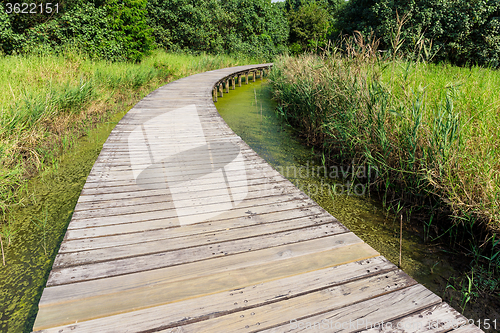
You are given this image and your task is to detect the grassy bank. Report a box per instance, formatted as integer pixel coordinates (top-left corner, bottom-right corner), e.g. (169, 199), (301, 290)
(0, 50), (257, 224)
(269, 54), (500, 233)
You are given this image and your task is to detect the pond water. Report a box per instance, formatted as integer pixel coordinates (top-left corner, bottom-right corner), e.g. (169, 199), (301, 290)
(0, 109), (127, 333)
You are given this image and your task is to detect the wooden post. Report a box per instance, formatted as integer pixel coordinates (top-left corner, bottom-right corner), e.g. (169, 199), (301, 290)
(252, 71), (256, 82)
(232, 77), (236, 90)
(238, 75), (242, 87)
(225, 79), (229, 93)
(213, 87), (217, 102)
(245, 72), (249, 84)
(219, 84), (223, 97)
(260, 69), (263, 80)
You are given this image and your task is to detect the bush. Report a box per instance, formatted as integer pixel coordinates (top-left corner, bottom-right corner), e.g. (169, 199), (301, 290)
(337, 0), (500, 68)
(1, 0), (153, 61)
(146, 0), (288, 59)
(22, 3), (125, 60)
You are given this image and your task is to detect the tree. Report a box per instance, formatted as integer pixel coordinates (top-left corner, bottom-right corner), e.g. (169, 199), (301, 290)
(288, 1), (330, 53)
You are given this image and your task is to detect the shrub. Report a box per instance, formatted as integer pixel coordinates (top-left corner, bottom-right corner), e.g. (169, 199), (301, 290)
(337, 0), (500, 68)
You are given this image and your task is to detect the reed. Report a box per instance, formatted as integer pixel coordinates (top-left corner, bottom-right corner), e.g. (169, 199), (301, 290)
(269, 51), (500, 233)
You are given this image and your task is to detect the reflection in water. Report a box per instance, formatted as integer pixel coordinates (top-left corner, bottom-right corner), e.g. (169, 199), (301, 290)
(216, 78), (458, 302)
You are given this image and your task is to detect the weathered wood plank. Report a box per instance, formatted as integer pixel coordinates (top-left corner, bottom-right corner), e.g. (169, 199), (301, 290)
(37, 259), (391, 332)
(35, 257), (395, 332)
(53, 221), (348, 268)
(81, 162), (279, 188)
(60, 210), (334, 252)
(76, 177), (288, 203)
(69, 192), (311, 227)
(255, 284), (441, 333)
(362, 302), (469, 333)
(73, 180), (294, 212)
(64, 200), (322, 238)
(63, 204), (326, 243)
(48, 231), (362, 285)
(35, 244), (379, 330)
(78, 173), (287, 196)
(154, 271), (420, 333)
(41, 240), (374, 306)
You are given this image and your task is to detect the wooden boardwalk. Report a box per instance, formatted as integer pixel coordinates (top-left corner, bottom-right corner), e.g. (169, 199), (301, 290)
(33, 64), (482, 333)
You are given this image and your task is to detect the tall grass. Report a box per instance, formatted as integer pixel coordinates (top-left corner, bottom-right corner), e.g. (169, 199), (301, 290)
(269, 51), (500, 232)
(0, 50), (258, 223)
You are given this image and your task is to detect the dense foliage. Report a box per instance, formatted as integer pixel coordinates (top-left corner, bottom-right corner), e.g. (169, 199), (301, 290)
(1, 0), (288, 61)
(337, 0), (500, 67)
(147, 0), (288, 59)
(2, 0), (500, 65)
(1, 0), (153, 61)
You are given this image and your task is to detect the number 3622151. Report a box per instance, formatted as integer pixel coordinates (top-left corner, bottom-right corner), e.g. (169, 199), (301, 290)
(5, 3), (59, 14)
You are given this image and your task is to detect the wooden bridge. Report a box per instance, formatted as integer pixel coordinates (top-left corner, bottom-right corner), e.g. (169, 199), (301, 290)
(33, 64), (482, 333)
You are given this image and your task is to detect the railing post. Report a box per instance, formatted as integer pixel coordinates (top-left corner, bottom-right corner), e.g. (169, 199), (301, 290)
(225, 79), (229, 93)
(245, 72), (249, 84)
(232, 77), (236, 90)
(252, 71), (256, 82)
(219, 83), (223, 97)
(238, 74), (242, 87)
(213, 87), (217, 102)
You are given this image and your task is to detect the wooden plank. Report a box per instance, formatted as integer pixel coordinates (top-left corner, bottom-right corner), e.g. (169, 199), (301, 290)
(60, 210), (334, 252)
(76, 177), (288, 203)
(153, 270), (418, 333)
(362, 302), (468, 333)
(47, 231), (362, 285)
(80, 162), (279, 188)
(53, 221), (348, 268)
(41, 238), (373, 305)
(78, 173), (287, 196)
(89, 147), (258, 166)
(87, 151), (260, 171)
(64, 200), (321, 238)
(73, 180), (293, 212)
(88, 150), (268, 173)
(254, 284), (441, 333)
(68, 193), (317, 230)
(35, 244), (379, 330)
(69, 192), (310, 227)
(36, 257), (394, 333)
(83, 158), (270, 183)
(63, 204), (327, 243)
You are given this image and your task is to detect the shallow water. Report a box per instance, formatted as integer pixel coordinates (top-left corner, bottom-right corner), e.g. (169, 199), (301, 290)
(216, 79), (464, 313)
(0, 109), (127, 333)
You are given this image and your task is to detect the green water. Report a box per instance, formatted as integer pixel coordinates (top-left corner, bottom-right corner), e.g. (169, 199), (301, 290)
(0, 110), (127, 333)
(216, 79), (460, 307)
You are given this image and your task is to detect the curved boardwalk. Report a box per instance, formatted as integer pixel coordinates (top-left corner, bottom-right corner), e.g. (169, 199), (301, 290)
(33, 65), (482, 333)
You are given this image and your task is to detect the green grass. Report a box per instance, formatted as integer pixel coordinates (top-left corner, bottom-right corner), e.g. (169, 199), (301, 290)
(269, 53), (500, 232)
(0, 50), (259, 224)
